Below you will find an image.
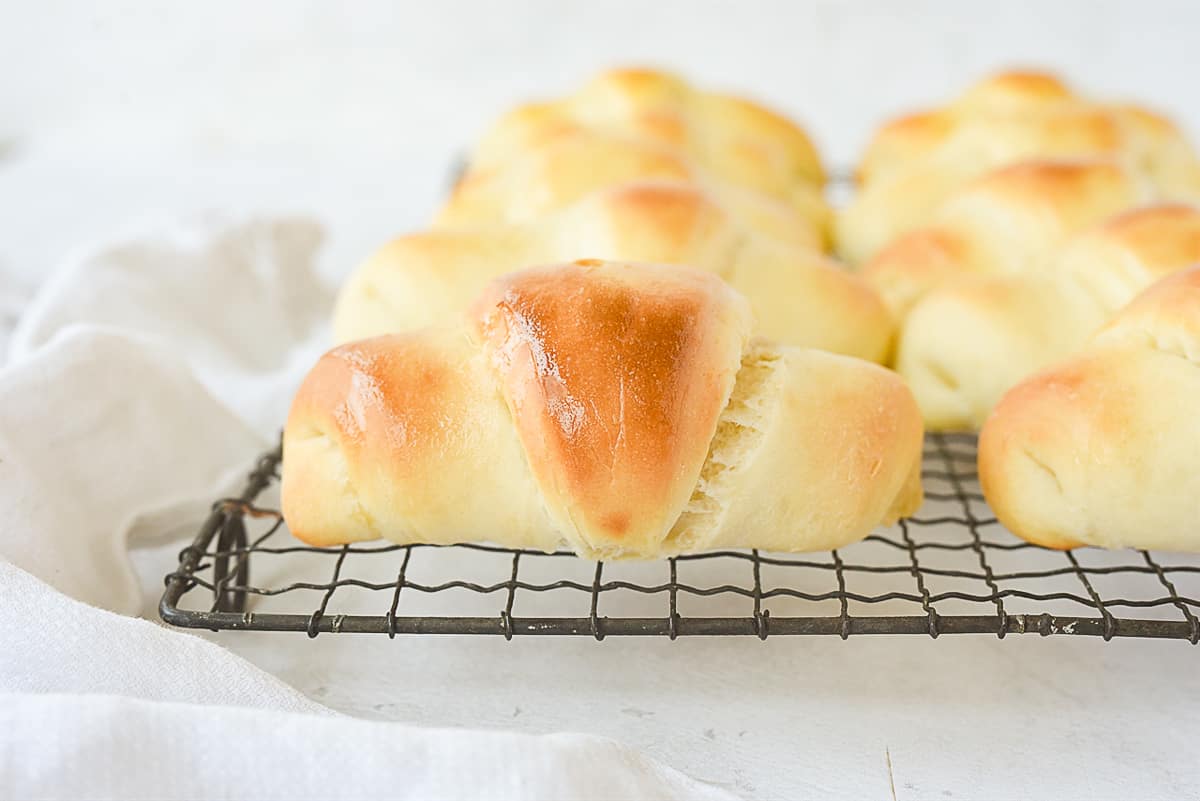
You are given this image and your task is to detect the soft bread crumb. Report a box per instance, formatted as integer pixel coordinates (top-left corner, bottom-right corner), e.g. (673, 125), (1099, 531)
(664, 341), (782, 551)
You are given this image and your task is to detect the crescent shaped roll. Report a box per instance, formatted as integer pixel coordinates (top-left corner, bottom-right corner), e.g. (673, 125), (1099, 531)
(862, 159), (1153, 321)
(979, 266), (1200, 550)
(857, 70), (1075, 184)
(334, 181), (894, 363)
(285, 260), (923, 558)
(839, 69), (1200, 265)
(439, 130), (830, 250)
(897, 204), (1200, 429)
(470, 67), (825, 196)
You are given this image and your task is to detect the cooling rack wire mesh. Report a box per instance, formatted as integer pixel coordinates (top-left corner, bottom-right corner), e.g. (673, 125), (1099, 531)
(161, 432), (1200, 643)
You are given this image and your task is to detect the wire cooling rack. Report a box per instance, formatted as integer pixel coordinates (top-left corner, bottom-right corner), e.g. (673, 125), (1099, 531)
(160, 432), (1200, 642)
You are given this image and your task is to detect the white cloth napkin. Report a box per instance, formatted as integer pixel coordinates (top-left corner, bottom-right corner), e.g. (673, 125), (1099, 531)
(0, 217), (739, 801)
(0, 693), (735, 801)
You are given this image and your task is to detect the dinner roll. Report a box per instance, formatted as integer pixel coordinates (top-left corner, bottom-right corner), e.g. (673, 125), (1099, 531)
(979, 266), (1200, 550)
(285, 261), (923, 558)
(336, 181), (894, 363)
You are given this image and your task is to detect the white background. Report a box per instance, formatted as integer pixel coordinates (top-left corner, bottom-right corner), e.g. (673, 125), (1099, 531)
(5, 0), (1200, 289)
(4, 2), (1200, 799)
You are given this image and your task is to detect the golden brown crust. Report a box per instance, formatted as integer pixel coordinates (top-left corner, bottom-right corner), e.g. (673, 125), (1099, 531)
(858, 71), (1073, 185)
(1074, 203), (1200, 275)
(1053, 203), (1200, 315)
(979, 266), (1200, 551)
(977, 366), (1093, 550)
(441, 133), (690, 225)
(335, 180), (893, 363)
(589, 181), (734, 255)
(862, 229), (972, 318)
(959, 70), (1074, 106)
(856, 111), (949, 183)
(282, 328), (556, 550)
(841, 69), (1200, 264)
(288, 260), (925, 557)
(470, 260), (751, 552)
(862, 159), (1148, 319)
(691, 345), (925, 553)
(470, 67), (825, 192)
(964, 159), (1133, 209)
(437, 130), (829, 250)
(285, 337), (462, 490)
(1092, 265), (1200, 347)
(896, 202), (1200, 430)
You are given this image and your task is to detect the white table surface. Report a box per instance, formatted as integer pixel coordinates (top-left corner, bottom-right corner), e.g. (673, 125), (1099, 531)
(6, 2), (1200, 798)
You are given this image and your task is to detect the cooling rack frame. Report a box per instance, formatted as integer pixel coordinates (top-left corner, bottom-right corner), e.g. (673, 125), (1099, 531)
(159, 432), (1200, 643)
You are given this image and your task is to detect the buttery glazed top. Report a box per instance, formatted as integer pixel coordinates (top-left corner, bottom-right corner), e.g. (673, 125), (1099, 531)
(470, 260), (751, 553)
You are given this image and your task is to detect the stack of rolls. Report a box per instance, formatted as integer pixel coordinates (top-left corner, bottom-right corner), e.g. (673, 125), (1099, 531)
(897, 200), (1200, 429)
(282, 68), (926, 558)
(844, 70), (1200, 433)
(842, 68), (1200, 552)
(285, 65), (1200, 556)
(464, 68), (828, 219)
(333, 181), (893, 362)
(441, 128), (831, 249)
(335, 68), (895, 361)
